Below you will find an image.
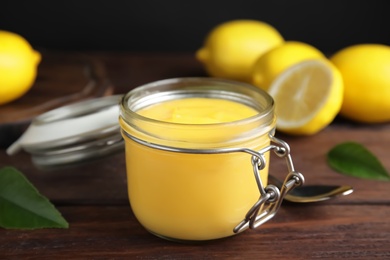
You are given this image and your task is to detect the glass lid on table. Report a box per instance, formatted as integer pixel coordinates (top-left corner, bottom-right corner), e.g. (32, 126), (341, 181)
(6, 95), (124, 169)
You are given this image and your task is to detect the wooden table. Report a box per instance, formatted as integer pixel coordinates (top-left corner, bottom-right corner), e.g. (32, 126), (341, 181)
(1, 51), (389, 259)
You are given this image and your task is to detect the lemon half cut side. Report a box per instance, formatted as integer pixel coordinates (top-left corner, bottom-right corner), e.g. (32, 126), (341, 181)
(268, 59), (343, 135)
(251, 41), (326, 91)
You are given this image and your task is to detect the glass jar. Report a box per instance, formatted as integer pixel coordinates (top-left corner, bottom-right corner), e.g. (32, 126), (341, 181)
(119, 77), (302, 242)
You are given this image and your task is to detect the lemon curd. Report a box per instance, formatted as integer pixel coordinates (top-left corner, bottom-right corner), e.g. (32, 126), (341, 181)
(120, 78), (276, 241)
(137, 98), (258, 124)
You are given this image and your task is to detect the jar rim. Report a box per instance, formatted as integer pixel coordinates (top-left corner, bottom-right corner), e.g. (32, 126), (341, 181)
(120, 77), (275, 128)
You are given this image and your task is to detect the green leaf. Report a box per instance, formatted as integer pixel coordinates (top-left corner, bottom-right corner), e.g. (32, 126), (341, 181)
(327, 142), (390, 181)
(0, 166), (69, 229)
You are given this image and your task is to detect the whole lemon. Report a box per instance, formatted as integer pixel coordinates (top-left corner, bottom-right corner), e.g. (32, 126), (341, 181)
(0, 30), (41, 105)
(330, 44), (390, 123)
(196, 20), (284, 82)
(251, 41), (326, 90)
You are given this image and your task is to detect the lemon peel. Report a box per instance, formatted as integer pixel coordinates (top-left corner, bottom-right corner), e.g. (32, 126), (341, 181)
(196, 19), (284, 82)
(330, 44), (390, 123)
(0, 30), (41, 105)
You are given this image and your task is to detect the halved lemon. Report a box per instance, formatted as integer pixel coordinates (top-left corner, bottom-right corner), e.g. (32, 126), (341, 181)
(268, 59), (343, 135)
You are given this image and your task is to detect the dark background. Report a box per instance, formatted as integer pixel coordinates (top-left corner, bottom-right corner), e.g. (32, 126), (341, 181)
(1, 0), (389, 54)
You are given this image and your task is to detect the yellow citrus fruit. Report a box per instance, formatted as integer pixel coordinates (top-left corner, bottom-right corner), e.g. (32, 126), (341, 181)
(251, 41), (326, 91)
(0, 30), (41, 105)
(330, 44), (390, 123)
(196, 19), (284, 82)
(268, 59), (343, 135)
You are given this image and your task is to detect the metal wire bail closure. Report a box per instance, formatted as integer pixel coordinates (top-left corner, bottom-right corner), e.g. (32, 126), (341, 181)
(233, 135), (305, 234)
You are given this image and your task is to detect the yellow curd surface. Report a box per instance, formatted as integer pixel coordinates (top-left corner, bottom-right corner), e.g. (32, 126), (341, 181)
(121, 97), (271, 241)
(137, 98), (258, 124)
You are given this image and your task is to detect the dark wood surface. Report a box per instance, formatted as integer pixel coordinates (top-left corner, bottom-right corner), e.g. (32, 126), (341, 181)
(1, 51), (389, 259)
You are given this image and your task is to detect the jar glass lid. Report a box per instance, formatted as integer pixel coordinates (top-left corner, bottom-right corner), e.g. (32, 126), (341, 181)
(7, 95), (124, 169)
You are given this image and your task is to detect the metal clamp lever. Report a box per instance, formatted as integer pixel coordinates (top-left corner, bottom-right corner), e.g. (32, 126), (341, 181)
(234, 136), (305, 233)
